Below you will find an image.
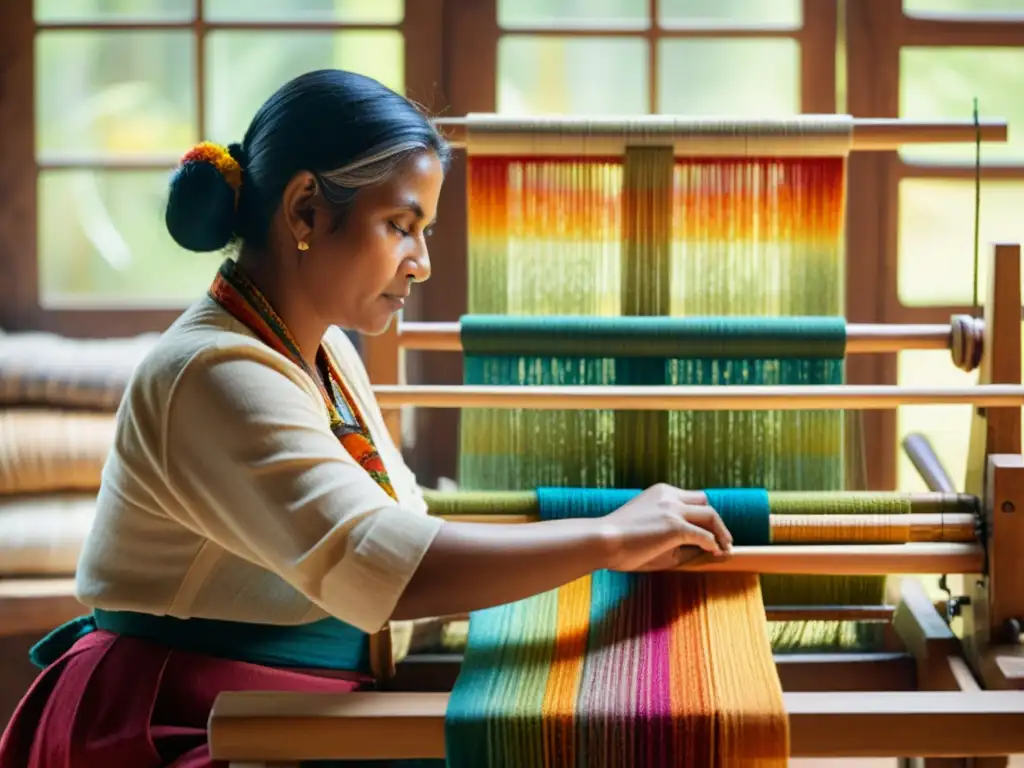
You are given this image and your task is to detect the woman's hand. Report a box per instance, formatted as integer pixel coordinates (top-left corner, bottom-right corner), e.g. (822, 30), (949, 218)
(393, 483), (733, 622)
(601, 484), (733, 572)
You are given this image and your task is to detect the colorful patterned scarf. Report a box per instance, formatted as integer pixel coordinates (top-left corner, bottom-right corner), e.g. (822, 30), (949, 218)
(208, 258), (397, 500)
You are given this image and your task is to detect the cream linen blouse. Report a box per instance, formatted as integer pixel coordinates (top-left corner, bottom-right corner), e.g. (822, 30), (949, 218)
(75, 295), (442, 634)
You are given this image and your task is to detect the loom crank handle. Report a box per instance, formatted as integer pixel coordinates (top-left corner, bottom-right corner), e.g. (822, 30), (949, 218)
(938, 574), (971, 624)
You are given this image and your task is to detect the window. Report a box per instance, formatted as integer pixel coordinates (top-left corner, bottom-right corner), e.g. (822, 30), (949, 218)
(888, 2), (1024, 492)
(492, 0), (810, 118)
(27, 0), (408, 316)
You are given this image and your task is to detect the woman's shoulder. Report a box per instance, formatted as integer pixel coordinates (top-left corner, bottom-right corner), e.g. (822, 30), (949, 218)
(127, 297), (322, 421)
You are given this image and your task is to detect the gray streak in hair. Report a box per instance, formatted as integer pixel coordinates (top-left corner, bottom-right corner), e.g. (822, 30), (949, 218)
(316, 139), (433, 205)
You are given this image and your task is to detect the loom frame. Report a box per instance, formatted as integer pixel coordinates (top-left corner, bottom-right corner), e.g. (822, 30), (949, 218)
(0, 115), (1019, 763)
(208, 234), (1024, 764)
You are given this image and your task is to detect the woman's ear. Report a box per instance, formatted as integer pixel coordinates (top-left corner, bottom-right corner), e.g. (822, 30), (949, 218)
(280, 171), (318, 247)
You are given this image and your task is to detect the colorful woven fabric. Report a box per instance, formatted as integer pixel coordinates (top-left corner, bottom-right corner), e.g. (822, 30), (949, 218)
(457, 149), (873, 650)
(448, 147), (855, 764)
(446, 489), (787, 767)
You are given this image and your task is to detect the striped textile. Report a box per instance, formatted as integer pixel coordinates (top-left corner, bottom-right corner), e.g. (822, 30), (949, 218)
(0, 332), (157, 411)
(0, 410), (114, 495)
(0, 494), (95, 576)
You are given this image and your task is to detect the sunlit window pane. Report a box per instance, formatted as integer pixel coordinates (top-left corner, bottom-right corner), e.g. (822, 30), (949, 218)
(897, 179), (1024, 306)
(903, 0), (1024, 14)
(205, 31), (405, 143)
(896, 341), (1024, 494)
(35, 0), (193, 22)
(658, 39), (799, 115)
(900, 47), (1024, 163)
(498, 36), (648, 115)
(498, 0), (648, 30)
(37, 170), (220, 306)
(659, 0), (800, 26)
(204, 0), (403, 23)
(35, 31), (196, 159)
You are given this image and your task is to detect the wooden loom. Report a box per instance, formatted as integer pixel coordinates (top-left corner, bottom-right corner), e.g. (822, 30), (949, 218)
(0, 114), (1019, 762)
(204, 114), (1024, 765)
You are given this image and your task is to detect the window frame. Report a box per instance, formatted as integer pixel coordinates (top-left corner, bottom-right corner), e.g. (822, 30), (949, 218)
(845, 0), (1024, 491)
(0, 0), (444, 337)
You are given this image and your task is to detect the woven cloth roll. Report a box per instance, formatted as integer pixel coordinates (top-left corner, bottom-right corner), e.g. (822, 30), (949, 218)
(0, 410), (115, 495)
(0, 494), (96, 576)
(0, 331), (156, 411)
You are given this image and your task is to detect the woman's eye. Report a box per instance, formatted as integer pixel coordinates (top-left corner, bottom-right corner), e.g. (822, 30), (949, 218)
(390, 221), (409, 236)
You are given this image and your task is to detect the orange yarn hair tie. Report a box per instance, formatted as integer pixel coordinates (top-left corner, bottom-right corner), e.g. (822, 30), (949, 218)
(180, 141), (243, 194)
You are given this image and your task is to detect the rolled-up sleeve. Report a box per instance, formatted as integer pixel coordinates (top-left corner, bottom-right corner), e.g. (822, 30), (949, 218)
(161, 345), (442, 633)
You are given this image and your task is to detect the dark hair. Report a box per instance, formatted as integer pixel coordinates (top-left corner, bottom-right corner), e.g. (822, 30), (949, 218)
(165, 69), (451, 253)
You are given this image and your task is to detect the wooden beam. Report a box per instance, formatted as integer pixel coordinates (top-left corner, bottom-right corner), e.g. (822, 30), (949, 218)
(893, 576), (973, 692)
(433, 512), (977, 543)
(374, 383), (1024, 411)
(962, 244), (1024, 695)
(387, 651), (917, 695)
(399, 319), (966, 354)
(397, 320), (962, 354)
(431, 116), (1009, 152)
(207, 689), (1024, 762)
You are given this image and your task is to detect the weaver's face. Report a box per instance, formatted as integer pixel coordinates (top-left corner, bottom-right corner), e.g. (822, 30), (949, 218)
(308, 151), (443, 336)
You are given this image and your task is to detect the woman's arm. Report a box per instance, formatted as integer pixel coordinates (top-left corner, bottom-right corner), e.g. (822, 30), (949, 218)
(393, 484), (730, 620)
(163, 350), (728, 633)
(391, 517), (614, 620)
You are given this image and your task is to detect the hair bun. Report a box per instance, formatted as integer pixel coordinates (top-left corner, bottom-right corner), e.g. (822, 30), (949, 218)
(164, 141), (243, 253)
(228, 142), (248, 169)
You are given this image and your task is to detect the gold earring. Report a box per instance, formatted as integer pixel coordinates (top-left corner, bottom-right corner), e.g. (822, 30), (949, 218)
(297, 240), (309, 251)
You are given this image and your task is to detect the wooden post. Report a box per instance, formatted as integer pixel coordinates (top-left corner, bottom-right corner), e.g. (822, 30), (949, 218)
(961, 244), (1023, 663)
(957, 244), (1024, 768)
(359, 322), (401, 683)
(361, 323), (403, 449)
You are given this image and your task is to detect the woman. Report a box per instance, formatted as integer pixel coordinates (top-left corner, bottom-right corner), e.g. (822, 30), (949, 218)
(0, 69), (731, 767)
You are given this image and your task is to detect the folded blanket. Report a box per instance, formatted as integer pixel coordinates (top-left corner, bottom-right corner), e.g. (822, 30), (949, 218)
(0, 410), (115, 495)
(0, 332), (157, 411)
(0, 495), (96, 576)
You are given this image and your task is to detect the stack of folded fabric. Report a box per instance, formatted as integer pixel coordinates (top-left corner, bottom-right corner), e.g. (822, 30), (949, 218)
(0, 328), (157, 580)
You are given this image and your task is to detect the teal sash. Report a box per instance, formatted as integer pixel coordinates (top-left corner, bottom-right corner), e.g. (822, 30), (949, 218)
(30, 609), (370, 673)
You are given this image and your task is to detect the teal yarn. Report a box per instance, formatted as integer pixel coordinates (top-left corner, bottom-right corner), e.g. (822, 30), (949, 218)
(535, 487), (771, 546)
(535, 487), (637, 520)
(704, 488), (771, 546)
(458, 316), (846, 493)
(460, 314), (847, 360)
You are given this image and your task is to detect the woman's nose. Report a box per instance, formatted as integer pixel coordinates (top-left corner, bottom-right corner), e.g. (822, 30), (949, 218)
(407, 241), (431, 283)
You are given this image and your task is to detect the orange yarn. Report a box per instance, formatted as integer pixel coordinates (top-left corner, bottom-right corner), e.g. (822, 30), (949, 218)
(180, 141), (243, 194)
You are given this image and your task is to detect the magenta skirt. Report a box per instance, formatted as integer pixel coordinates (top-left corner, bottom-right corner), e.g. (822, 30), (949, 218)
(0, 630), (370, 767)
